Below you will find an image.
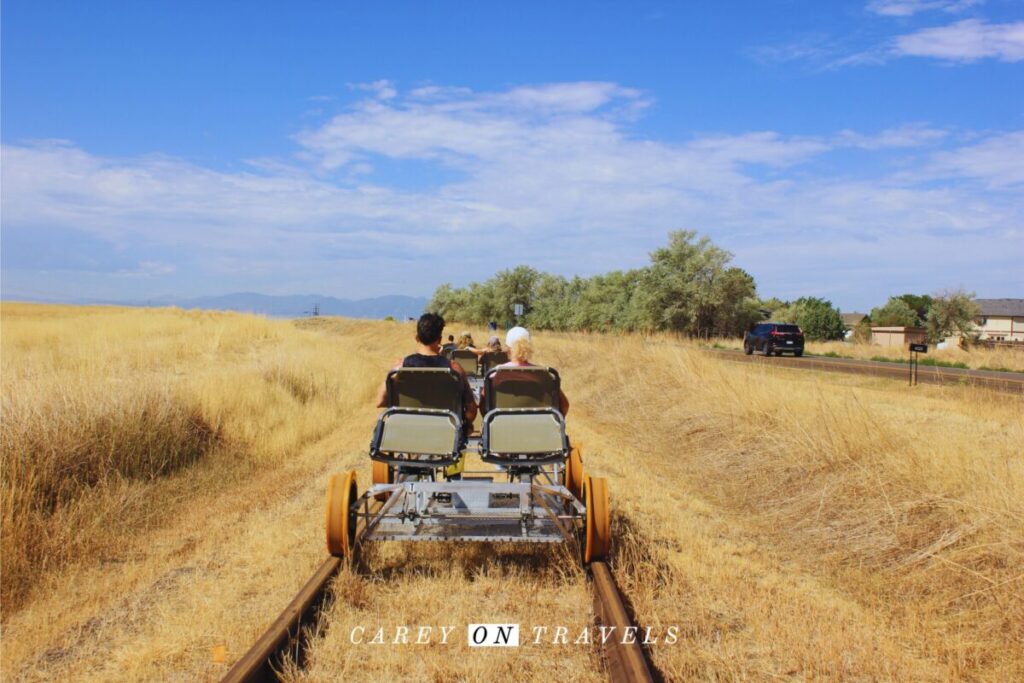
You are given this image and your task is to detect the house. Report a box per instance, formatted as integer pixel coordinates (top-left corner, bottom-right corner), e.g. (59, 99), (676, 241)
(973, 299), (1024, 342)
(871, 326), (927, 347)
(841, 312), (867, 340)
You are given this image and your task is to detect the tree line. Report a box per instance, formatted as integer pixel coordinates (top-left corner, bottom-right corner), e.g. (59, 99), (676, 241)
(427, 229), (980, 344)
(429, 231), (760, 337)
(429, 230), (846, 340)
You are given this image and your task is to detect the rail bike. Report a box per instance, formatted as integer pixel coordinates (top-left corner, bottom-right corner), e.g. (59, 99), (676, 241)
(324, 361), (611, 565)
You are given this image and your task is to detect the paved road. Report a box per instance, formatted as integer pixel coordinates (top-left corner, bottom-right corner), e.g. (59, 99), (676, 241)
(706, 349), (1024, 394)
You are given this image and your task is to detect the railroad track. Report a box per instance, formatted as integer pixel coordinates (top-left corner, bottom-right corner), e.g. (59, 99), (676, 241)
(222, 523), (654, 682)
(705, 349), (1024, 393)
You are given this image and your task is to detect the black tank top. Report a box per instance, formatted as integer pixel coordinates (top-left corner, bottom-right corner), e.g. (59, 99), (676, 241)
(401, 353), (453, 369)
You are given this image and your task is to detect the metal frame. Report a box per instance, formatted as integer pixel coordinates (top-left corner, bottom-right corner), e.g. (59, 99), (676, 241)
(355, 469), (584, 544)
(358, 366), (586, 555)
(356, 432), (584, 546)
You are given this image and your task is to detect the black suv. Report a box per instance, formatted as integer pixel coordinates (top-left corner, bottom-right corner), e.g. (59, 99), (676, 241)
(744, 322), (804, 357)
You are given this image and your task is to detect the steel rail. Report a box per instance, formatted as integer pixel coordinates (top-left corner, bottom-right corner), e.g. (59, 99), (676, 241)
(591, 562), (656, 683)
(223, 521), (655, 683)
(221, 500), (381, 683)
(221, 555), (341, 683)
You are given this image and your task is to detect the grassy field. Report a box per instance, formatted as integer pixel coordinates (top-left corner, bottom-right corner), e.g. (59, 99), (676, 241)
(706, 336), (1024, 372)
(2, 303), (1021, 681)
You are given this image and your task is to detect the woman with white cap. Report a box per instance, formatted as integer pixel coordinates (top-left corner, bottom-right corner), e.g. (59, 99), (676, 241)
(493, 326), (569, 415)
(499, 326), (532, 366)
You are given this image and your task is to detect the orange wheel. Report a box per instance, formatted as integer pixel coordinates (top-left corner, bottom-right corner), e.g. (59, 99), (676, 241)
(564, 446), (585, 500)
(582, 476), (611, 564)
(372, 461), (392, 502)
(325, 471), (358, 558)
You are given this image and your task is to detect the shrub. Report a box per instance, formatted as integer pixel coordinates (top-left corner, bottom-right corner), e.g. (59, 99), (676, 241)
(1, 385), (218, 608)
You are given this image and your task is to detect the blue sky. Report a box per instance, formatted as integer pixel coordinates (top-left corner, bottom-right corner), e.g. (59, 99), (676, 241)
(2, 0), (1021, 311)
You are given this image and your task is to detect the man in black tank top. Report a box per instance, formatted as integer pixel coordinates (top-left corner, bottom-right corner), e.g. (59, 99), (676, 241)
(401, 353), (453, 369)
(374, 313), (477, 425)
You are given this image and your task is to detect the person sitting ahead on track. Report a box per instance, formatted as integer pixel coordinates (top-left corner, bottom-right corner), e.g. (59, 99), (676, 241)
(488, 326), (569, 416)
(374, 313), (478, 426)
(441, 334), (457, 355)
(457, 331), (493, 359)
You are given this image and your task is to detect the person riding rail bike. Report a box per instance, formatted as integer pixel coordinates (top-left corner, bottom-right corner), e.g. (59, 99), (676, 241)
(485, 326), (570, 416)
(374, 313), (478, 427)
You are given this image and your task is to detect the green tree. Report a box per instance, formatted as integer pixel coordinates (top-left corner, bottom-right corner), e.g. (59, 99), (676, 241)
(770, 303), (799, 324)
(573, 270), (643, 332)
(926, 289), (980, 342)
(870, 298), (919, 327)
(757, 297), (785, 320)
(427, 283), (470, 321)
(493, 266), (539, 323)
(464, 280), (500, 325)
(791, 297), (845, 341)
(528, 273), (571, 330)
(709, 267), (760, 336)
(896, 293), (933, 325)
(632, 230), (733, 334)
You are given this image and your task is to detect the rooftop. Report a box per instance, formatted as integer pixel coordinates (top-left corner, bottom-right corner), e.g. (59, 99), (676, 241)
(976, 299), (1024, 317)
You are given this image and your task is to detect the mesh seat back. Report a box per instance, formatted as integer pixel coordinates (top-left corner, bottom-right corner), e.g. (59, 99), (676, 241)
(378, 412), (460, 456)
(484, 367), (560, 413)
(387, 368), (462, 414)
(480, 351), (509, 374)
(481, 408), (568, 464)
(450, 350), (479, 376)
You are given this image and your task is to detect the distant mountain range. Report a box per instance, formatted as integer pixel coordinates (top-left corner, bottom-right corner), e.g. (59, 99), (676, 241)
(7, 292), (430, 320)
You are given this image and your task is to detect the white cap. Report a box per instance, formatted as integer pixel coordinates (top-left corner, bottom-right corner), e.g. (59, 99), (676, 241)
(506, 326), (530, 346)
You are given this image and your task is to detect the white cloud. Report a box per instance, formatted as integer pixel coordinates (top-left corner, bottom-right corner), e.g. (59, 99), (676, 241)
(893, 19), (1024, 61)
(923, 131), (1024, 187)
(867, 0), (983, 17)
(750, 37), (835, 65)
(835, 124), (949, 148)
(348, 80), (397, 100)
(295, 82), (649, 171)
(760, 14), (1022, 68)
(2, 83), (1021, 306)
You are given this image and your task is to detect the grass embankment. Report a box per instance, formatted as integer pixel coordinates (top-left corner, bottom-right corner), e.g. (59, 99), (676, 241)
(2, 305), (1020, 680)
(542, 333), (1022, 680)
(0, 303), (369, 611)
(708, 336), (1024, 372)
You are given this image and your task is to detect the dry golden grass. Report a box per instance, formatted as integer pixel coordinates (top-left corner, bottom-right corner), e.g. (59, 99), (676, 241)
(2, 304), (1021, 681)
(706, 335), (1024, 372)
(538, 332), (1023, 680)
(1, 304), (372, 610)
